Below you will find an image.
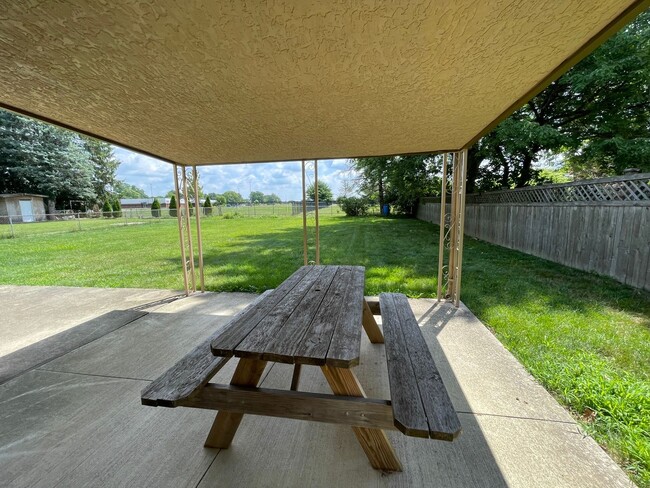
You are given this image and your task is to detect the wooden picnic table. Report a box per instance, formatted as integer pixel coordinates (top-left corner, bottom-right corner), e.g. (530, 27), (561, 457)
(142, 265), (460, 472)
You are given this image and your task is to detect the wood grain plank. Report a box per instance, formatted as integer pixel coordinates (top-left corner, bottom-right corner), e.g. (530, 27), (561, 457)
(261, 266), (339, 363)
(379, 293), (429, 438)
(293, 266), (355, 365)
(325, 266), (365, 367)
(233, 266), (325, 359)
(141, 291), (272, 407)
(362, 299), (384, 344)
(203, 358), (267, 448)
(182, 383), (396, 430)
(210, 267), (310, 356)
(391, 294), (462, 441)
(321, 365), (402, 472)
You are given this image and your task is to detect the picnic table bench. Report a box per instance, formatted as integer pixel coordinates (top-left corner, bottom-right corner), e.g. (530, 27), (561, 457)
(142, 265), (461, 471)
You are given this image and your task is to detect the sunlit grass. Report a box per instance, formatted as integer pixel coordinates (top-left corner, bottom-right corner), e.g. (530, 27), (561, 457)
(0, 214), (649, 485)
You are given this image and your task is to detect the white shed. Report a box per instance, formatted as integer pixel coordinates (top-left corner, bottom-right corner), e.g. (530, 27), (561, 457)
(0, 193), (47, 223)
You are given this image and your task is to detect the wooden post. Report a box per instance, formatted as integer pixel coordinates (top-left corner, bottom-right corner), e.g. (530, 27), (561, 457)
(301, 160), (308, 265)
(314, 159), (320, 265)
(321, 366), (402, 471)
(447, 153), (459, 297)
(181, 168), (196, 292)
(173, 164), (190, 296)
(192, 166), (205, 292)
(454, 148), (469, 307)
(204, 358), (268, 448)
(437, 153), (448, 301)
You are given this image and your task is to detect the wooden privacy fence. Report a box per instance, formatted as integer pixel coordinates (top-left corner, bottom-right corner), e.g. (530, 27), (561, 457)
(418, 173), (650, 291)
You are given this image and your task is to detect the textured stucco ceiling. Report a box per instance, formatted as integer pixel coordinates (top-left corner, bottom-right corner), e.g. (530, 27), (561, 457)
(0, 1), (647, 165)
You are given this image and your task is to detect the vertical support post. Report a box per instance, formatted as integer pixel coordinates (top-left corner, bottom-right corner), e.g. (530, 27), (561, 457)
(9, 215), (15, 238)
(301, 160), (308, 265)
(181, 168), (196, 293)
(314, 159), (320, 265)
(173, 164), (190, 296)
(437, 153), (448, 301)
(447, 153), (459, 296)
(453, 148), (469, 307)
(192, 166), (205, 292)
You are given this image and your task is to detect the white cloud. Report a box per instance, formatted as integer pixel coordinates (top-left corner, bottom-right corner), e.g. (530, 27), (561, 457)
(113, 146), (358, 200)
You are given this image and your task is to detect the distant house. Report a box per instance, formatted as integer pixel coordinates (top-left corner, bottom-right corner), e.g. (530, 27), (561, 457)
(0, 193), (47, 223)
(119, 198), (170, 209)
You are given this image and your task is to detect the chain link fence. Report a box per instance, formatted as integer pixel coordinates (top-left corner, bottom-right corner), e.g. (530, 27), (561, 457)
(0, 203), (344, 239)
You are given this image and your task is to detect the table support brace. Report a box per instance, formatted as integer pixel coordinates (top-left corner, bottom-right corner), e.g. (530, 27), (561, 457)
(321, 365), (402, 472)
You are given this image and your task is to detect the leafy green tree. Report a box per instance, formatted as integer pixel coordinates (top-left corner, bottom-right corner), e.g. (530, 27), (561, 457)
(114, 180), (147, 198)
(249, 191), (264, 204)
(203, 196), (212, 216)
(102, 200), (113, 218)
(0, 110), (96, 212)
(112, 198), (122, 218)
(223, 190), (244, 205)
(338, 197), (369, 216)
(151, 198), (161, 217)
(306, 182), (333, 203)
(263, 193), (282, 204)
(81, 136), (119, 204)
(354, 155), (440, 215)
(211, 193), (227, 206)
(169, 195), (177, 217)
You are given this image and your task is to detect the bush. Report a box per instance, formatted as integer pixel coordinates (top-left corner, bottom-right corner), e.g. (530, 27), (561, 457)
(151, 198), (161, 217)
(203, 196), (212, 216)
(112, 198), (122, 218)
(338, 197), (369, 216)
(102, 200), (113, 218)
(169, 195), (177, 217)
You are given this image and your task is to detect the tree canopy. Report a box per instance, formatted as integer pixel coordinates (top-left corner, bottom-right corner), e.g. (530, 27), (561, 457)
(353, 155), (440, 215)
(306, 181), (333, 203)
(0, 110), (96, 210)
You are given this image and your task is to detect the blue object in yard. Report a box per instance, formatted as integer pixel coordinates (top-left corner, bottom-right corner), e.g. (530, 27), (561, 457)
(382, 204), (390, 216)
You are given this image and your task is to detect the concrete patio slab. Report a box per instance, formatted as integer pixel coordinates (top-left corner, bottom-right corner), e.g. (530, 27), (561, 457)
(0, 286), (635, 487)
(0, 285), (181, 356)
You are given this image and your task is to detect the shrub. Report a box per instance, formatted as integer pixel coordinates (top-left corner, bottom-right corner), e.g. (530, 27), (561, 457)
(102, 200), (113, 218)
(169, 195), (177, 217)
(203, 196), (212, 216)
(112, 198), (122, 218)
(151, 198), (161, 217)
(338, 197), (369, 216)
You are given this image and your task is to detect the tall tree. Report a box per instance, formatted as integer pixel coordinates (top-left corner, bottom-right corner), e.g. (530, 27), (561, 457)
(222, 190), (244, 204)
(114, 180), (147, 198)
(249, 191), (264, 203)
(354, 154), (440, 215)
(0, 110), (96, 211)
(306, 181), (333, 203)
(81, 136), (119, 203)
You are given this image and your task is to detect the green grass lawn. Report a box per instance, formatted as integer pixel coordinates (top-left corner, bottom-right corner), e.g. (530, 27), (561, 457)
(1, 214), (649, 485)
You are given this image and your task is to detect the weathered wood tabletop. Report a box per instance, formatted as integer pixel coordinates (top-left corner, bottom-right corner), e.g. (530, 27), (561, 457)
(210, 265), (380, 367)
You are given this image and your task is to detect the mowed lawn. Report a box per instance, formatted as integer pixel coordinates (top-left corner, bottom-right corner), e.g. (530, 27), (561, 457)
(1, 214), (649, 486)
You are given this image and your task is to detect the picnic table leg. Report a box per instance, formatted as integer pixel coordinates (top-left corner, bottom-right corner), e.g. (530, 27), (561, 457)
(362, 299), (384, 344)
(204, 358), (267, 448)
(321, 365), (402, 472)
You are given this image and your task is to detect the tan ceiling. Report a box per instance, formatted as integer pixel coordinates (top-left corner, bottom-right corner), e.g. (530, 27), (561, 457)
(1, 1), (647, 165)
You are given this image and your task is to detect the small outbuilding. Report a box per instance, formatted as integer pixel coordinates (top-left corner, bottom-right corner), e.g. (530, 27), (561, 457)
(0, 193), (47, 223)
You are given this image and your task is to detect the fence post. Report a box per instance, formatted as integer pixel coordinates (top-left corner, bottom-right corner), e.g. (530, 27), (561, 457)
(9, 215), (15, 238)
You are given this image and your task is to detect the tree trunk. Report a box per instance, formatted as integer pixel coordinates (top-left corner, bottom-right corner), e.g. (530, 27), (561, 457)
(47, 199), (56, 220)
(465, 146), (480, 194)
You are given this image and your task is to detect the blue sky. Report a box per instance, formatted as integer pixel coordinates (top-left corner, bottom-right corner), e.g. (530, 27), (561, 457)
(114, 147), (356, 201)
